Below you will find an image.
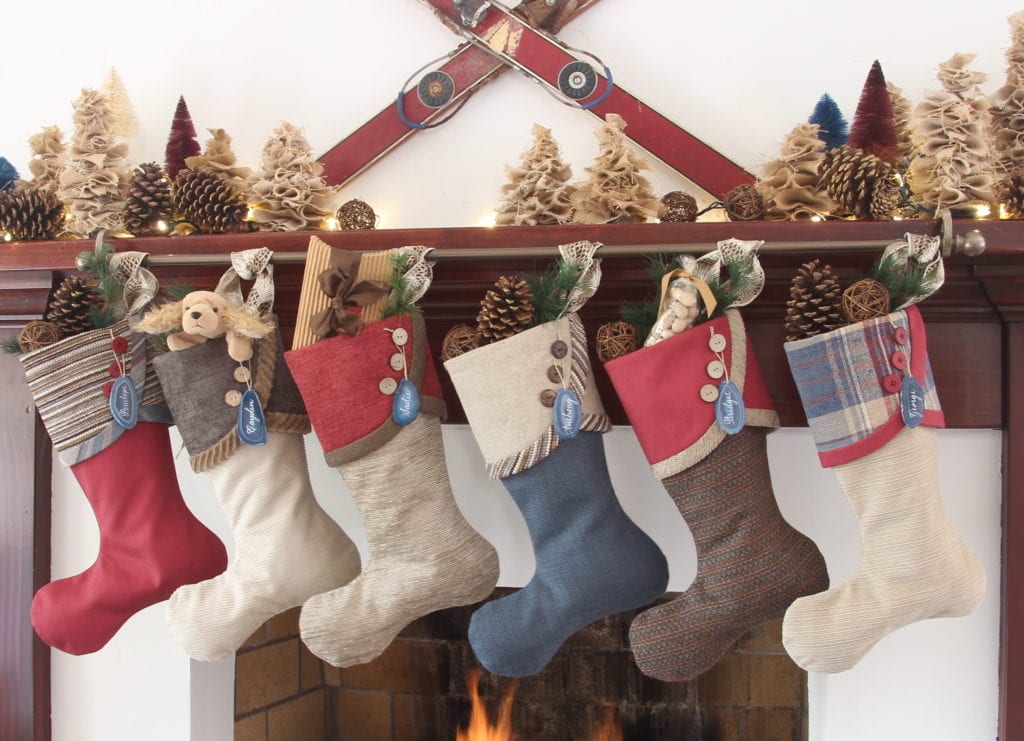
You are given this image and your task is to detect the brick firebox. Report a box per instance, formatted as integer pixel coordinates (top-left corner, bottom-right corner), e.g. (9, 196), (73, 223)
(234, 589), (808, 741)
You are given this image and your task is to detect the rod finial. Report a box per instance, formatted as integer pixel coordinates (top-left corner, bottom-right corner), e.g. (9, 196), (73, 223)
(956, 229), (986, 257)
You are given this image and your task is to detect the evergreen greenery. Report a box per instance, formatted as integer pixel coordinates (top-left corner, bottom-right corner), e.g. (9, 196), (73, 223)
(870, 253), (931, 308)
(380, 251), (422, 319)
(524, 258), (584, 326)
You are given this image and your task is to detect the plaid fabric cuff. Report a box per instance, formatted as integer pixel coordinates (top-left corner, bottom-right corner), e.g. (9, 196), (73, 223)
(785, 304), (944, 467)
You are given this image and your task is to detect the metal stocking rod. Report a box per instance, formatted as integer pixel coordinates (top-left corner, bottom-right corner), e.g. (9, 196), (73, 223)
(131, 219), (987, 268)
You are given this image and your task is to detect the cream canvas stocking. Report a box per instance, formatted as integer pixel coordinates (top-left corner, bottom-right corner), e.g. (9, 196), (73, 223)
(781, 305), (985, 673)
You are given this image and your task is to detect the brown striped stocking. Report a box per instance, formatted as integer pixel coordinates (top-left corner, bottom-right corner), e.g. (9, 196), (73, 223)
(628, 427), (828, 681)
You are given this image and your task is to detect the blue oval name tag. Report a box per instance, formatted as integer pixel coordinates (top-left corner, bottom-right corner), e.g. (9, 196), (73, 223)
(109, 375), (138, 430)
(715, 380), (746, 435)
(392, 378), (421, 427)
(901, 375), (925, 429)
(553, 388), (582, 440)
(237, 388), (267, 446)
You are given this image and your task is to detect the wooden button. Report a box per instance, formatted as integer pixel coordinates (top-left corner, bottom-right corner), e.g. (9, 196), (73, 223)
(883, 374), (902, 393)
(700, 384), (720, 402)
(891, 351), (907, 370)
(550, 340), (568, 359)
(225, 389), (242, 407)
(547, 365), (563, 383)
(540, 389), (557, 407)
(894, 326), (909, 345)
(708, 333), (727, 353)
(390, 353), (406, 371)
(391, 328), (408, 346)
(233, 366), (251, 383)
(706, 360), (725, 379)
(379, 377), (398, 395)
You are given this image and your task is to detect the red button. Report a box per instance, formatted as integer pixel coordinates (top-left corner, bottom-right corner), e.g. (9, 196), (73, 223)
(883, 374), (902, 393)
(894, 327), (908, 345)
(102, 380), (114, 398)
(891, 351), (907, 370)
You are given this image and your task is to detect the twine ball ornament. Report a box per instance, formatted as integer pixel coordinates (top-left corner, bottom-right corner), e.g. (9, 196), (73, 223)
(595, 320), (638, 362)
(441, 324), (482, 362)
(660, 191), (698, 223)
(337, 199), (377, 230)
(842, 278), (891, 323)
(17, 320), (62, 352)
(724, 184), (766, 221)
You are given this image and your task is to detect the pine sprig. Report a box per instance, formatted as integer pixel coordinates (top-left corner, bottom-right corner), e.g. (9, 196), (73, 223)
(1, 337), (23, 354)
(706, 252), (759, 315)
(75, 241), (124, 328)
(616, 254), (673, 336)
(869, 253), (930, 307)
(380, 251), (422, 319)
(524, 259), (583, 326)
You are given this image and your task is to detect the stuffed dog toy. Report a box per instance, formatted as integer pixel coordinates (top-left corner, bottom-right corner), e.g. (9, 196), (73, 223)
(135, 290), (274, 362)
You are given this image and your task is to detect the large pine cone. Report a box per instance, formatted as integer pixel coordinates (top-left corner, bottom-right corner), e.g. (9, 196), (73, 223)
(174, 168), (248, 233)
(125, 162), (173, 236)
(46, 276), (100, 336)
(819, 145), (902, 220)
(476, 276), (535, 344)
(785, 259), (844, 342)
(0, 187), (64, 241)
(997, 171), (1024, 218)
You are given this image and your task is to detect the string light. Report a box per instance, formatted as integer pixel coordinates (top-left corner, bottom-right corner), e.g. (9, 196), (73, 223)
(810, 215), (823, 222)
(155, 220), (169, 233)
(2, 232), (11, 242)
(974, 204), (991, 218)
(323, 216), (340, 231)
(1000, 203), (1010, 220)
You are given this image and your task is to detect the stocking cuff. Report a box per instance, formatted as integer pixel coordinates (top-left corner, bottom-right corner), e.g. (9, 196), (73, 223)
(445, 313), (610, 479)
(21, 319), (171, 466)
(785, 304), (944, 467)
(284, 312), (446, 466)
(605, 310), (778, 480)
(154, 318), (310, 472)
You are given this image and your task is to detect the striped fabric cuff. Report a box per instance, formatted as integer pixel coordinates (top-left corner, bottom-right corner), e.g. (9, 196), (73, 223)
(784, 304), (943, 467)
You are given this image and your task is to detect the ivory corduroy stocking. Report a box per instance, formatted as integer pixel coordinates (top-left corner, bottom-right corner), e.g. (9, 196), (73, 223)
(606, 310), (828, 681)
(286, 312), (499, 667)
(781, 306), (985, 673)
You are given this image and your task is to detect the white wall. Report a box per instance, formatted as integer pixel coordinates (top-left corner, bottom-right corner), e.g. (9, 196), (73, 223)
(10, 1), (1012, 738)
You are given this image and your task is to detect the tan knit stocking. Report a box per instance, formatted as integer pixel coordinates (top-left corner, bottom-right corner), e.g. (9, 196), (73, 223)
(782, 426), (985, 673)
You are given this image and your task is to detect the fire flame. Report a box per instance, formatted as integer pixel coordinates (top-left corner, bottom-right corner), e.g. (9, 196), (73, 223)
(455, 671), (623, 741)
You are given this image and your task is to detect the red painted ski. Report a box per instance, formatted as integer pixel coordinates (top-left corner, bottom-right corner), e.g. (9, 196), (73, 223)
(318, 0), (603, 187)
(420, 0), (753, 197)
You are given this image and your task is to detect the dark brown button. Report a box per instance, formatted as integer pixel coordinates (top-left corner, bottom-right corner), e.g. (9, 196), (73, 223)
(547, 365), (563, 383)
(550, 340), (568, 359)
(894, 326), (908, 345)
(540, 389), (557, 407)
(883, 374), (902, 393)
(891, 351), (907, 370)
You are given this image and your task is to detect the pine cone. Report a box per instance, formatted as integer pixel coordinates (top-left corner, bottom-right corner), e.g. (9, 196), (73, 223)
(998, 171), (1024, 217)
(46, 276), (100, 336)
(785, 259), (845, 341)
(125, 162), (172, 236)
(476, 276), (535, 343)
(0, 187), (64, 241)
(819, 145), (902, 220)
(174, 168), (248, 233)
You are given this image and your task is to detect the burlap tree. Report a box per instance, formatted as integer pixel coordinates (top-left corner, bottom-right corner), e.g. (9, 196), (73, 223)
(990, 11), (1024, 177)
(909, 53), (996, 211)
(495, 123), (575, 226)
(184, 128), (251, 192)
(247, 122), (341, 231)
(887, 82), (915, 162)
(27, 126), (65, 195)
(571, 113), (659, 224)
(174, 128), (250, 234)
(57, 88), (130, 237)
(757, 123), (833, 220)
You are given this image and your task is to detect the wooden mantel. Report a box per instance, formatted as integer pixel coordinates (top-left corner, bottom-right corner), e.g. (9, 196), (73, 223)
(0, 219), (1021, 740)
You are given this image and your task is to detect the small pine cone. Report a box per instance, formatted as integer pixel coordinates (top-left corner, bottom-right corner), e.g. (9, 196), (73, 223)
(997, 171), (1024, 218)
(819, 145), (900, 220)
(476, 276), (535, 343)
(174, 169), (248, 233)
(337, 198), (376, 230)
(125, 162), (173, 236)
(46, 276), (100, 336)
(785, 259), (845, 342)
(659, 191), (698, 222)
(0, 187), (64, 241)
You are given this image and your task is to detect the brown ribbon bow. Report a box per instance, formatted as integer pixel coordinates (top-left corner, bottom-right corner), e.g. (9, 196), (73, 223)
(309, 255), (390, 338)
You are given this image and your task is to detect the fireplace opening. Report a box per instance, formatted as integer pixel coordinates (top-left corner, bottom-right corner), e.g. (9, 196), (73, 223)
(235, 589), (809, 741)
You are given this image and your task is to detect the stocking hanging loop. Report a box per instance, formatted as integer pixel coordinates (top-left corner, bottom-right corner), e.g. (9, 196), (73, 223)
(215, 247), (276, 313)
